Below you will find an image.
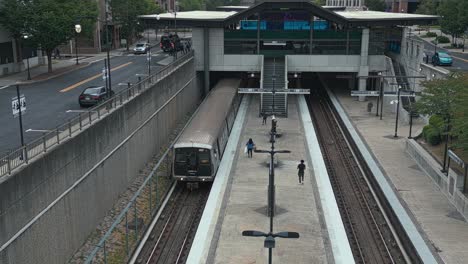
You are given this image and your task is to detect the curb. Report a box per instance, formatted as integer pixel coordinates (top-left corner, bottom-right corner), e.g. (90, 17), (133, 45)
(15, 62), (93, 85)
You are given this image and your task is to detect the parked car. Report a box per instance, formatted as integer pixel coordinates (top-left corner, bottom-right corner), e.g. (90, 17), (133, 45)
(133, 43), (149, 54)
(79, 86), (113, 107)
(432, 51), (453, 66)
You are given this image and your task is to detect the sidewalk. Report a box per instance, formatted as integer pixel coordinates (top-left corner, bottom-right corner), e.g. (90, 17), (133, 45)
(332, 87), (468, 264)
(411, 26), (468, 55)
(0, 35), (157, 88)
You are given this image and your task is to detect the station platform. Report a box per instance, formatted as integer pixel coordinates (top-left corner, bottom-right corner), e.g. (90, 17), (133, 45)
(188, 95), (353, 263)
(212, 96), (330, 263)
(328, 84), (468, 263)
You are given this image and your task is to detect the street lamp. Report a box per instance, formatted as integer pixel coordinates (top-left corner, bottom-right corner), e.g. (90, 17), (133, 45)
(75, 9), (112, 97)
(390, 86), (402, 138)
(408, 95), (414, 139)
(22, 35), (31, 80)
(376, 71), (382, 117)
(242, 230), (299, 264)
(74, 24), (82, 65)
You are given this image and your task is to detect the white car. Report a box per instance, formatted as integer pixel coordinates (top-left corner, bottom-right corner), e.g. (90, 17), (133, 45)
(133, 43), (149, 54)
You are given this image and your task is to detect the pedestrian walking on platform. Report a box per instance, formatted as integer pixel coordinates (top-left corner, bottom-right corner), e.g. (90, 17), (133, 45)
(262, 113), (267, 125)
(297, 160), (306, 184)
(246, 138), (255, 158)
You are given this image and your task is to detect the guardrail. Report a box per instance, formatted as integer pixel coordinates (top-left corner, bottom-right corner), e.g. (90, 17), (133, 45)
(0, 50), (194, 179)
(84, 80), (243, 264)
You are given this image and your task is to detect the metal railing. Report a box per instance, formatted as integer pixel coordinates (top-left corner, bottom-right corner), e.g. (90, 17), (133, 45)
(84, 84), (243, 264)
(0, 50), (194, 179)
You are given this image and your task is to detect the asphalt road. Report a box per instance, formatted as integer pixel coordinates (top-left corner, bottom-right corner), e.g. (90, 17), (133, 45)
(420, 38), (468, 71)
(0, 51), (172, 154)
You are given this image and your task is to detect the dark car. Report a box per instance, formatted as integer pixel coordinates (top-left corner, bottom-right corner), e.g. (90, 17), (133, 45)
(160, 34), (182, 52)
(79, 86), (113, 107)
(432, 51), (453, 66)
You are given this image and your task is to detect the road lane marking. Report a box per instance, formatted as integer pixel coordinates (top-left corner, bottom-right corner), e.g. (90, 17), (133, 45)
(0, 85), (9, 90)
(452, 55), (468, 63)
(60, 62), (133, 93)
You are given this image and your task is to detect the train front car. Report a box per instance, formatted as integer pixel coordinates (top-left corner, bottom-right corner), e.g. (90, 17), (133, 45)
(172, 79), (240, 184)
(173, 145), (214, 182)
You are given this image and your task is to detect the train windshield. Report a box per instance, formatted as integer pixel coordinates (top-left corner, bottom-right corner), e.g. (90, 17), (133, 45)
(174, 148), (211, 176)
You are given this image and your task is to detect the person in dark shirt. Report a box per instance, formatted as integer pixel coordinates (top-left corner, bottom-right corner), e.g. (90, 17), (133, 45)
(297, 160), (306, 184)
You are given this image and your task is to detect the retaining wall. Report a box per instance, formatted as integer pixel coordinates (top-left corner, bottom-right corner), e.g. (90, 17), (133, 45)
(406, 139), (468, 221)
(0, 58), (202, 264)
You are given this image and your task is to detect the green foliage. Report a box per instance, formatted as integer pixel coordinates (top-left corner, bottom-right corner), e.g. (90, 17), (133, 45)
(422, 124), (431, 138)
(179, 0), (204, 11)
(365, 0), (386, 11)
(425, 126), (441, 145)
(436, 35), (450, 43)
(425, 32), (437, 38)
(429, 115), (444, 131)
(0, 0), (98, 71)
(112, 0), (162, 47)
(205, 0), (240, 11)
(312, 0), (326, 6)
(0, 0), (31, 39)
(416, 0), (439, 15)
(438, 0), (468, 38)
(451, 74), (468, 154)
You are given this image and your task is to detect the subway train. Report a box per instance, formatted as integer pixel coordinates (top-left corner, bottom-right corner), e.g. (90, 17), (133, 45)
(172, 79), (241, 183)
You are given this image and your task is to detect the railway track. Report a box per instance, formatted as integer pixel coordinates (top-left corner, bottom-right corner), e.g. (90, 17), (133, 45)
(306, 76), (418, 264)
(135, 184), (210, 264)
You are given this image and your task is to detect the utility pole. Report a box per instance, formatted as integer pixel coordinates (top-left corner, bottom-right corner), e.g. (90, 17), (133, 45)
(105, 0), (112, 97)
(16, 85), (25, 159)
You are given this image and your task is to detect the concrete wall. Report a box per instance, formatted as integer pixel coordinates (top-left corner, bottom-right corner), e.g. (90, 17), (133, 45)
(286, 55), (386, 72)
(0, 59), (202, 264)
(406, 140), (468, 221)
(193, 27), (262, 72)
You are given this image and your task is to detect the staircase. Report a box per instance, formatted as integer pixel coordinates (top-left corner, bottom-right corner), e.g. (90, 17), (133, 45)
(261, 57), (287, 115)
(392, 60), (418, 117)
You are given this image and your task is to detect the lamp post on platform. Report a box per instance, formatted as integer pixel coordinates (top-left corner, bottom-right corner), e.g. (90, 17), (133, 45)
(242, 230), (300, 264)
(391, 86), (402, 138)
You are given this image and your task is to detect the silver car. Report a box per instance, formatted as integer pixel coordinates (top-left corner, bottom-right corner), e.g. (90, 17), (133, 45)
(133, 43), (149, 54)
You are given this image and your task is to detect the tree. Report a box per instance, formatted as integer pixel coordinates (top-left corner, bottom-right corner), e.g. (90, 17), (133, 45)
(438, 0), (466, 42)
(451, 73), (468, 154)
(112, 0), (163, 51)
(416, 0), (439, 15)
(179, 0), (203, 11)
(205, 0), (240, 11)
(1, 0), (98, 73)
(312, 0), (326, 6)
(365, 0), (386, 11)
(0, 0), (33, 62)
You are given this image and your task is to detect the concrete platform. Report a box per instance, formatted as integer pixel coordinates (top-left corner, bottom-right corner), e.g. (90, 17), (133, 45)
(208, 96), (334, 263)
(328, 84), (468, 263)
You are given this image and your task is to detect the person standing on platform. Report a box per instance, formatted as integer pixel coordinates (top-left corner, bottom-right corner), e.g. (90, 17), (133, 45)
(262, 113), (267, 125)
(246, 138), (255, 158)
(297, 160), (306, 184)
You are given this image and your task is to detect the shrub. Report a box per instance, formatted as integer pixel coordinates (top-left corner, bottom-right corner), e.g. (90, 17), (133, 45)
(422, 125), (431, 139)
(429, 115), (444, 131)
(425, 127), (441, 145)
(425, 32), (437, 38)
(436, 36), (450, 44)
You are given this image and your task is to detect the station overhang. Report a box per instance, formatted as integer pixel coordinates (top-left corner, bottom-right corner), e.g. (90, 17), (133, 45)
(139, 0), (438, 28)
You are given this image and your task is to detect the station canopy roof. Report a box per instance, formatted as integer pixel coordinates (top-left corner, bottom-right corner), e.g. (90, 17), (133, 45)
(139, 0), (438, 28)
